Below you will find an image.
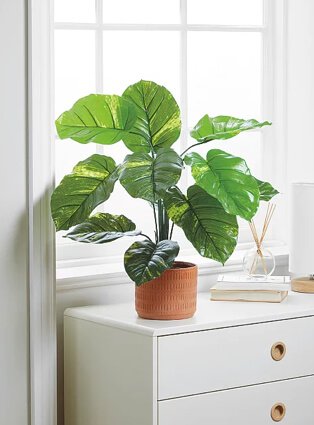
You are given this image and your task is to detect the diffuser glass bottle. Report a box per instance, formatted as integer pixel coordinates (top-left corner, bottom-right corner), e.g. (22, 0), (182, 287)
(243, 204), (276, 278)
(243, 247), (275, 278)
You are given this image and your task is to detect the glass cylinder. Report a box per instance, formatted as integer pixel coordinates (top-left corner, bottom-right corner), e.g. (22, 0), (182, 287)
(243, 246), (275, 278)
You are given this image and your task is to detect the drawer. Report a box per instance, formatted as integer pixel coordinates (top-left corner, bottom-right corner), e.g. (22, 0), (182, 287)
(158, 316), (314, 399)
(159, 375), (314, 425)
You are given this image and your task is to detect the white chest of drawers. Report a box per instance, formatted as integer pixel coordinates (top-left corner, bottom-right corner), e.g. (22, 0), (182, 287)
(64, 292), (314, 425)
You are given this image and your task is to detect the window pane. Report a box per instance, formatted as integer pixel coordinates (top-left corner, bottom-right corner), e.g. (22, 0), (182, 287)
(103, 0), (180, 24)
(188, 32), (262, 127)
(102, 31), (180, 100)
(187, 0), (263, 25)
(54, 30), (96, 117)
(54, 139), (96, 185)
(54, 0), (95, 23)
(54, 30), (96, 183)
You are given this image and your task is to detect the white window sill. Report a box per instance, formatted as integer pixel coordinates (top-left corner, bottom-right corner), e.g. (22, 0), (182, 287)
(56, 240), (289, 292)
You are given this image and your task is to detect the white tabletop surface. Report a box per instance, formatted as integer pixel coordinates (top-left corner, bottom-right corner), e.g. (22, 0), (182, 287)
(65, 291), (314, 336)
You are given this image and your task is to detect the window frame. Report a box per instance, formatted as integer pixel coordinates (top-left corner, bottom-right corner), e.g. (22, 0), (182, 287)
(53, 0), (287, 271)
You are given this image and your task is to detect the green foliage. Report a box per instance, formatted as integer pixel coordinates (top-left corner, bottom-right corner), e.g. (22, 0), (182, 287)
(119, 148), (183, 202)
(55, 94), (137, 145)
(124, 239), (179, 285)
(51, 154), (118, 231)
(164, 186), (238, 264)
(190, 115), (271, 143)
(184, 149), (259, 221)
(255, 178), (279, 201)
(65, 213), (140, 243)
(122, 80), (181, 152)
(51, 80), (278, 284)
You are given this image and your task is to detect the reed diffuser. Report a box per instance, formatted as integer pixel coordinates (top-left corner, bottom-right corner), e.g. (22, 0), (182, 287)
(243, 204), (276, 278)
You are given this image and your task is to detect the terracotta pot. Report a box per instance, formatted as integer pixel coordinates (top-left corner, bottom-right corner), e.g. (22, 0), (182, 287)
(135, 261), (198, 320)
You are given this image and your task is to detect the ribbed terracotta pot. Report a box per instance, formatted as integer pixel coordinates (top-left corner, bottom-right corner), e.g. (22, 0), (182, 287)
(135, 261), (198, 320)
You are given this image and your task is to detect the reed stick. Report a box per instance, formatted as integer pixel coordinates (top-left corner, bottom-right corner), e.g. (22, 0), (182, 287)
(248, 204), (276, 275)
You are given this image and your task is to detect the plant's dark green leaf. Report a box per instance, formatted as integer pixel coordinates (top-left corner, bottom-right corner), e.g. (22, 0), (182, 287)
(51, 154), (118, 231)
(164, 185), (238, 264)
(184, 149), (259, 220)
(124, 239), (179, 285)
(55, 94), (137, 145)
(190, 115), (271, 143)
(122, 80), (181, 152)
(119, 148), (183, 202)
(65, 213), (140, 243)
(255, 178), (279, 201)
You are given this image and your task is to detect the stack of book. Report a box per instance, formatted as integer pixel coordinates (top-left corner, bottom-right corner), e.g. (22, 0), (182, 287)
(210, 274), (291, 303)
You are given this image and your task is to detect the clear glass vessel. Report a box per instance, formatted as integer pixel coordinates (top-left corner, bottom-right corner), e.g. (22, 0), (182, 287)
(243, 247), (275, 278)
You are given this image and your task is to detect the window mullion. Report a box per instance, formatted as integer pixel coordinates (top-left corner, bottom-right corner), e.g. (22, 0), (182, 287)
(180, 0), (188, 189)
(94, 0), (105, 215)
(53, 22), (265, 32)
(261, 0), (274, 179)
(95, 0), (104, 157)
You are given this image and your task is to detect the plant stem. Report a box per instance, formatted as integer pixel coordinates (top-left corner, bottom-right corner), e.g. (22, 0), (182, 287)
(142, 233), (153, 243)
(157, 200), (163, 241)
(180, 139), (210, 157)
(152, 203), (158, 243)
(164, 205), (169, 239)
(157, 199), (170, 241)
(169, 222), (175, 239)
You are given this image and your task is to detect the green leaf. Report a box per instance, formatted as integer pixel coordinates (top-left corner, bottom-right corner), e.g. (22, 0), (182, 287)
(190, 115), (271, 143)
(122, 80), (181, 152)
(51, 154), (118, 231)
(255, 178), (279, 201)
(55, 94), (137, 145)
(184, 149), (259, 221)
(65, 213), (140, 243)
(164, 185), (238, 264)
(119, 148), (183, 202)
(124, 239), (179, 285)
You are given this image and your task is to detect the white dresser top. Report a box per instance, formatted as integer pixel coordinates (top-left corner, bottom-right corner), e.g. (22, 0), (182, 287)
(64, 292), (314, 336)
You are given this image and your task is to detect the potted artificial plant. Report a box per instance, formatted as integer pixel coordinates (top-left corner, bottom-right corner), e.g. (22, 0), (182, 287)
(51, 80), (278, 320)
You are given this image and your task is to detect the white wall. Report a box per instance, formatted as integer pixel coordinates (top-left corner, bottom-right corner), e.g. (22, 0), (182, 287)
(285, 0), (314, 251)
(286, 0), (314, 184)
(0, 0), (30, 424)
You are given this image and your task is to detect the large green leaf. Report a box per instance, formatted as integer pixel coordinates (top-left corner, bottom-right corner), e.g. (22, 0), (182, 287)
(55, 94), (136, 145)
(190, 115), (271, 143)
(51, 154), (118, 231)
(164, 185), (238, 264)
(119, 148), (183, 202)
(122, 80), (181, 152)
(184, 149), (259, 221)
(124, 239), (179, 285)
(255, 178), (279, 201)
(65, 213), (140, 243)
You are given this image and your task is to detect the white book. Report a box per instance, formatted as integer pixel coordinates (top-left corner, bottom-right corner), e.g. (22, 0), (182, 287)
(210, 288), (288, 303)
(218, 274), (290, 283)
(214, 281), (291, 291)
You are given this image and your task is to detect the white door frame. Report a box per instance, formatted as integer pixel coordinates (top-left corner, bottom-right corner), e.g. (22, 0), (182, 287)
(28, 1), (57, 424)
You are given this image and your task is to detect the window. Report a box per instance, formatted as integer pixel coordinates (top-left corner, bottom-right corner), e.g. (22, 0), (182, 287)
(53, 0), (285, 267)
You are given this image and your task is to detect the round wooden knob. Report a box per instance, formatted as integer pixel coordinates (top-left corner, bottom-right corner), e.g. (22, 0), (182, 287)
(271, 403), (286, 421)
(271, 342), (286, 361)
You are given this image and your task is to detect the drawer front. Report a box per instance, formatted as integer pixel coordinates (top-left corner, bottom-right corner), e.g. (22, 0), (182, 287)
(159, 375), (314, 425)
(158, 316), (314, 399)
